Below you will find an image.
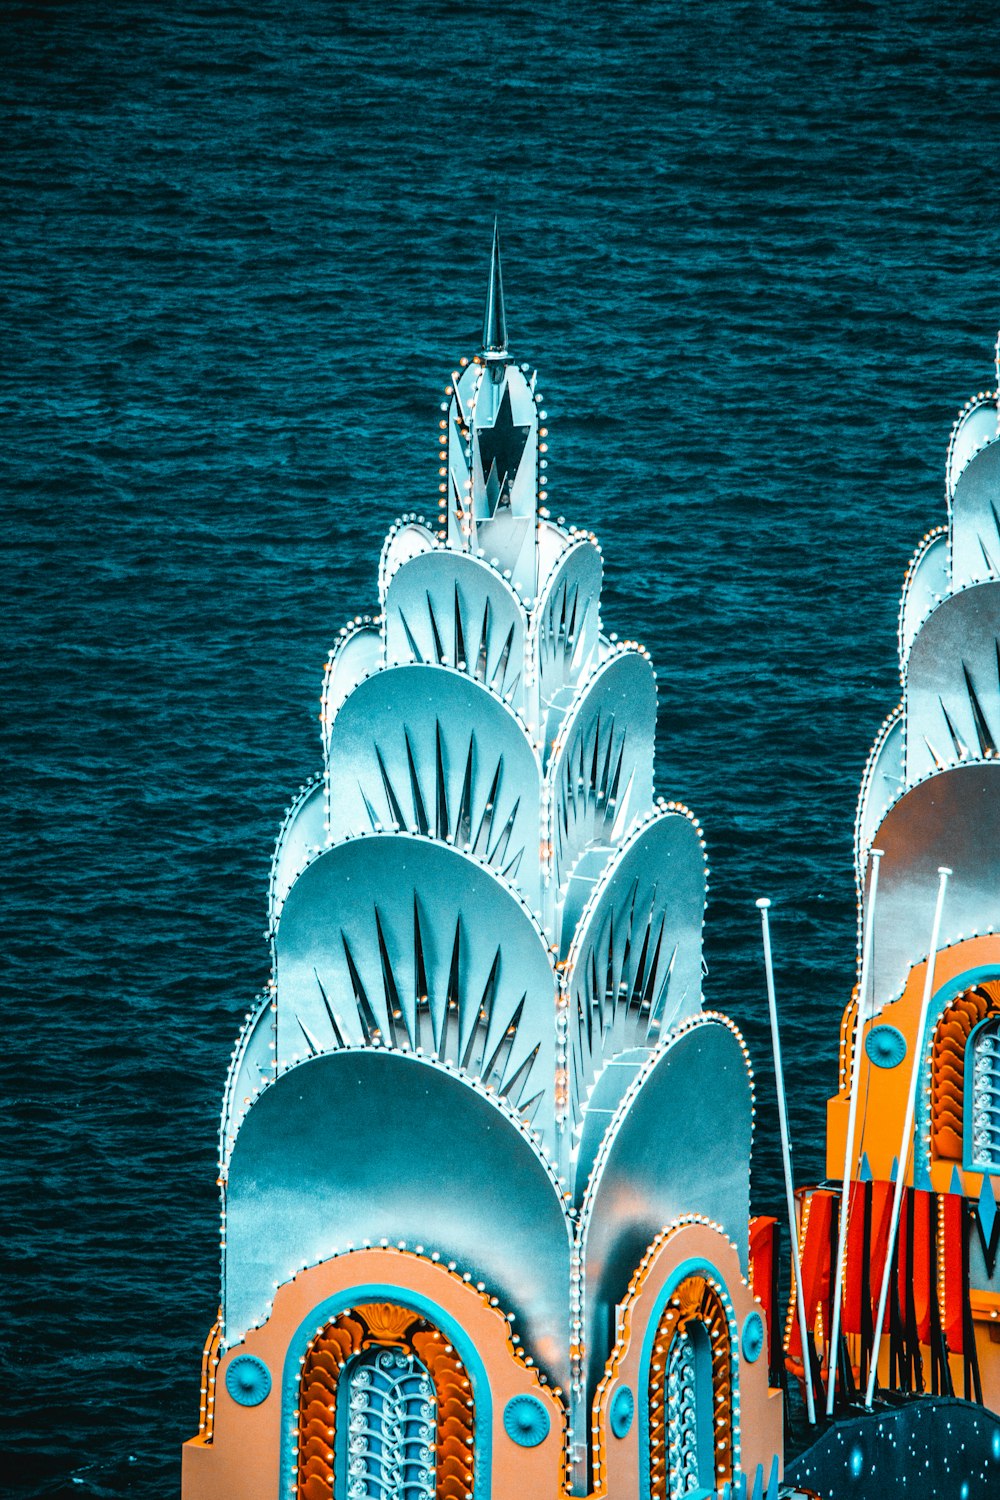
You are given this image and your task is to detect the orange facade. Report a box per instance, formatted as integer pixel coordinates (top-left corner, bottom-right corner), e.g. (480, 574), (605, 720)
(183, 1224), (782, 1500)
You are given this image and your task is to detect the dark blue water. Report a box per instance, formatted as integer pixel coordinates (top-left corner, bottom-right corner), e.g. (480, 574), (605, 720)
(4, 2), (1000, 1493)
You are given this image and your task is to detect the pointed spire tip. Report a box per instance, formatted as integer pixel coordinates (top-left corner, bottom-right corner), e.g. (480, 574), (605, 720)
(482, 222), (507, 355)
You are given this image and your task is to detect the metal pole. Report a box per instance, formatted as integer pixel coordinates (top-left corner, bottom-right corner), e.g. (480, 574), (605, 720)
(826, 848), (883, 1415)
(757, 897), (816, 1426)
(864, 865), (951, 1409)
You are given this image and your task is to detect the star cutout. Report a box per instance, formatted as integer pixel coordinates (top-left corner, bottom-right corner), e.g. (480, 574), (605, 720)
(477, 383), (530, 510)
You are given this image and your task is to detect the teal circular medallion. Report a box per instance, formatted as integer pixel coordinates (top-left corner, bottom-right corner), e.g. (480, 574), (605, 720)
(742, 1310), (765, 1363)
(503, 1394), (550, 1447)
(865, 1024), (907, 1069)
(225, 1354), (271, 1407)
(610, 1384), (634, 1438)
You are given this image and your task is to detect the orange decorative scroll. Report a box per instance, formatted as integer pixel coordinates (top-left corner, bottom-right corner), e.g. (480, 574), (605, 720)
(931, 982), (1000, 1160)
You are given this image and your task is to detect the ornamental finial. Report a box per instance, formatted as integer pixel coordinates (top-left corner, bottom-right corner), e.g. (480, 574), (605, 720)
(482, 220), (507, 355)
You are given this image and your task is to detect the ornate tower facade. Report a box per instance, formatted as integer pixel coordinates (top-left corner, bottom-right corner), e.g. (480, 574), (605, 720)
(181, 238), (783, 1500)
(791, 340), (1000, 1415)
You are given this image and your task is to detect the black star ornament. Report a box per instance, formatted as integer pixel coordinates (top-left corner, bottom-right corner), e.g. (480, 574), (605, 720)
(477, 383), (530, 511)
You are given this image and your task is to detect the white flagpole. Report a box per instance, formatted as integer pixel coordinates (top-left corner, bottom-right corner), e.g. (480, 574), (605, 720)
(864, 865), (951, 1409)
(757, 897), (816, 1426)
(826, 848), (883, 1415)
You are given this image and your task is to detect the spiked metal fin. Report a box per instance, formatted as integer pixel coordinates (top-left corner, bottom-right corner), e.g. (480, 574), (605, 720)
(482, 221), (507, 354)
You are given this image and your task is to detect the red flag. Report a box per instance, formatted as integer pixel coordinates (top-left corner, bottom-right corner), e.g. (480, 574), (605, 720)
(788, 1190), (835, 1356)
(843, 1179), (868, 1337)
(868, 1180), (894, 1333)
(912, 1189), (932, 1345)
(941, 1189), (965, 1355)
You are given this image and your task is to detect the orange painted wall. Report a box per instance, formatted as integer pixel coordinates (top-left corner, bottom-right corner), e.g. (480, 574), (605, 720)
(590, 1219), (783, 1499)
(826, 934), (1000, 1194)
(182, 1246), (566, 1500)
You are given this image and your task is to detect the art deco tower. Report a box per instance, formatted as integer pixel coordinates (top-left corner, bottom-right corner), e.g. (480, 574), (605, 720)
(182, 236), (784, 1500)
(791, 340), (1000, 1420)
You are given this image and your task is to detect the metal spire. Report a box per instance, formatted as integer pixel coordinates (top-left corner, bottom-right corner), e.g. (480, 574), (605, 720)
(482, 221), (507, 354)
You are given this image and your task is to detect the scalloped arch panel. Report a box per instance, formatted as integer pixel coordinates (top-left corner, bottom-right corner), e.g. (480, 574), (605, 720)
(378, 518), (436, 602)
(899, 532), (947, 674)
(951, 437), (1000, 591)
(577, 1020), (752, 1406)
(222, 995), (275, 1151)
(903, 582), (1000, 781)
(224, 1049), (572, 1385)
(562, 812), (706, 1161)
(321, 625), (382, 754)
(546, 651), (657, 893)
(531, 537), (602, 755)
(269, 776), (325, 926)
(949, 400), (1000, 499)
(274, 833), (557, 1151)
(855, 711), (903, 874)
(383, 550), (528, 707)
(865, 762), (1000, 1015)
(325, 663), (541, 907)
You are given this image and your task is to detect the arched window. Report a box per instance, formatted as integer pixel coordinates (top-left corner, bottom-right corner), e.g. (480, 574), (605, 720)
(930, 980), (1000, 1161)
(967, 1016), (1000, 1173)
(648, 1275), (733, 1500)
(296, 1301), (475, 1500)
(340, 1347), (436, 1498)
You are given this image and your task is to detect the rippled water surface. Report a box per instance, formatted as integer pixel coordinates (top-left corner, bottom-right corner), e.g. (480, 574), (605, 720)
(4, 2), (1000, 1493)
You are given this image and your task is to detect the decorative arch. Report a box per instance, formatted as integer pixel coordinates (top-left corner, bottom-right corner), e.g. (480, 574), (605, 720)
(382, 550), (528, 706)
(296, 1300), (474, 1500)
(545, 649), (656, 894)
(528, 534), (602, 756)
(857, 765), (1000, 1018)
(323, 663), (541, 907)
(950, 430), (1000, 590)
(647, 1273), (734, 1499)
(902, 580), (1000, 782)
(929, 978), (1000, 1162)
(271, 841), (557, 1153)
(578, 1019), (752, 1406)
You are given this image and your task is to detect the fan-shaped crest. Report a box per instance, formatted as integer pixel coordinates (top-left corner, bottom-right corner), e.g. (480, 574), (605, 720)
(324, 663), (541, 907)
(321, 623), (382, 754)
(274, 833), (558, 1151)
(854, 707), (903, 876)
(898, 529), (947, 676)
(546, 650), (657, 894)
(224, 1049), (572, 1384)
(903, 582), (1000, 780)
(863, 762), (1000, 1014)
(577, 1017), (752, 1406)
(269, 776), (325, 926)
(378, 517), (436, 602)
(561, 810), (706, 1161)
(383, 550), (528, 707)
(947, 396), (1000, 500)
(530, 536), (602, 758)
(951, 437), (1000, 591)
(221, 993), (275, 1153)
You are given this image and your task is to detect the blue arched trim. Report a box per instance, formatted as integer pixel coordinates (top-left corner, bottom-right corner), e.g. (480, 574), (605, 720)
(912, 965), (1000, 1174)
(278, 1279), (493, 1499)
(637, 1255), (740, 1500)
